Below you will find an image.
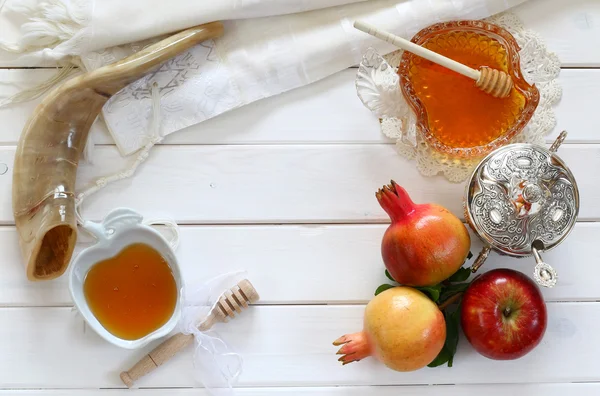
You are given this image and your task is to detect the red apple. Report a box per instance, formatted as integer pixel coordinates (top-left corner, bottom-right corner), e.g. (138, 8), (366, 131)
(461, 268), (547, 360)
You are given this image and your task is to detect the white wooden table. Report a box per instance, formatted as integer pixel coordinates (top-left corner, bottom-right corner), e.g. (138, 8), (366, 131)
(1, 0), (599, 394)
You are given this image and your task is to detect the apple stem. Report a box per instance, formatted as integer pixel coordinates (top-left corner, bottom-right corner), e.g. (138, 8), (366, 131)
(503, 307), (512, 317)
(438, 292), (463, 311)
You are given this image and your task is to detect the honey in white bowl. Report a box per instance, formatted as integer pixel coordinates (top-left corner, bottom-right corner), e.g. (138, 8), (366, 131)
(83, 243), (178, 340)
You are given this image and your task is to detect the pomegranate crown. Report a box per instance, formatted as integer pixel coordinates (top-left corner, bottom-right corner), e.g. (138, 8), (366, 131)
(376, 180), (417, 221)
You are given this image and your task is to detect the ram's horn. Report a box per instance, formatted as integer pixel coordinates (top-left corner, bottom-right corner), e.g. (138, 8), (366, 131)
(12, 22), (224, 281)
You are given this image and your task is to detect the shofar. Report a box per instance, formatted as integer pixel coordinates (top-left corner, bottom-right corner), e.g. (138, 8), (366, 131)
(12, 22), (224, 281)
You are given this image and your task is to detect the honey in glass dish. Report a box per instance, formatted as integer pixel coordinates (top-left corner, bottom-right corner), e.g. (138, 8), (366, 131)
(399, 21), (540, 158)
(83, 243), (178, 340)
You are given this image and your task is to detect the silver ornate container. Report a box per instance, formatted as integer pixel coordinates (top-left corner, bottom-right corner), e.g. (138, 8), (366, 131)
(464, 131), (579, 288)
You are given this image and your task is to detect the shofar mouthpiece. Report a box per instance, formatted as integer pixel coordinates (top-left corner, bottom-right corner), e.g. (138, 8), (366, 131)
(475, 66), (513, 98)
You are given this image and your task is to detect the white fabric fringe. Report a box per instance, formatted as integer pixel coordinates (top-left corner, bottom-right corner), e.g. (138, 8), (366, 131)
(75, 82), (183, 248)
(1, 0), (90, 61)
(75, 83), (164, 226)
(0, 62), (79, 108)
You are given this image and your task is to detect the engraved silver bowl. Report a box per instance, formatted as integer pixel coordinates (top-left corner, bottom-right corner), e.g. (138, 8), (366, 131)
(464, 131), (579, 288)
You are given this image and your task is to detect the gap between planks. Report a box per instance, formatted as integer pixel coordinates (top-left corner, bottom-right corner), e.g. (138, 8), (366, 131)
(1, 303), (599, 387)
(1, 144), (598, 224)
(1, 300), (599, 309)
(1, 383), (600, 394)
(1, 68), (600, 145)
(1, 223), (599, 306)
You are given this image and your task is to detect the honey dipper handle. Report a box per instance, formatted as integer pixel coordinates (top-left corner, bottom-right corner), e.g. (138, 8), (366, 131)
(120, 312), (218, 388)
(120, 280), (259, 388)
(120, 333), (195, 388)
(353, 20), (481, 81)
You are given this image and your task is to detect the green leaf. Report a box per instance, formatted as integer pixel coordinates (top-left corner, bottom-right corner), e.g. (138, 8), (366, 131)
(374, 284), (395, 296)
(427, 348), (452, 367)
(444, 308), (461, 367)
(448, 267), (471, 283)
(428, 306), (461, 368)
(415, 284), (442, 302)
(439, 282), (470, 303)
(385, 270), (396, 283)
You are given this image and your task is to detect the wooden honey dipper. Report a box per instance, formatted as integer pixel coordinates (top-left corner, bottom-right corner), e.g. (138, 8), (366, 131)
(120, 279), (259, 388)
(354, 21), (514, 98)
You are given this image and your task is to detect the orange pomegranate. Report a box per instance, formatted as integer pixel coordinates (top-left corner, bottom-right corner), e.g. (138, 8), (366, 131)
(334, 286), (446, 371)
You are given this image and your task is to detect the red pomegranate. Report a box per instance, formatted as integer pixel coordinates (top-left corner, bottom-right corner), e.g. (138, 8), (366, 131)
(376, 180), (471, 286)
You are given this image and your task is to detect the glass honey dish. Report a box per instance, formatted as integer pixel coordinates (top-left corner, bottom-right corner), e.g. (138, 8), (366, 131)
(398, 20), (540, 159)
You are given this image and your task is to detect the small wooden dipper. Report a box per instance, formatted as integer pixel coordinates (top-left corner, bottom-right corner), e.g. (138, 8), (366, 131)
(120, 279), (259, 388)
(354, 21), (514, 98)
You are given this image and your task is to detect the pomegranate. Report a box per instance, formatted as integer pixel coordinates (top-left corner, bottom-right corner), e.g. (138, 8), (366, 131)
(334, 286), (445, 371)
(376, 180), (470, 286)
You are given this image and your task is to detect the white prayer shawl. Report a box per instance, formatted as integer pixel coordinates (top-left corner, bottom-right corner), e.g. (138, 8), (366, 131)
(2, 0), (370, 58)
(2, 0), (528, 155)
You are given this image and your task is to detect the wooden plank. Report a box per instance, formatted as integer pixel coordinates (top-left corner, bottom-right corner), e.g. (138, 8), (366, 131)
(555, 69), (600, 144)
(0, 68), (383, 146)
(1, 68), (599, 145)
(1, 0), (599, 67)
(0, 222), (598, 306)
(515, 0), (600, 67)
(0, 303), (597, 388)
(2, 383), (599, 395)
(0, 144), (598, 224)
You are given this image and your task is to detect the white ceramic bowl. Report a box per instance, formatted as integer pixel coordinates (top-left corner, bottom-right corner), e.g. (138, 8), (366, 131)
(69, 208), (183, 349)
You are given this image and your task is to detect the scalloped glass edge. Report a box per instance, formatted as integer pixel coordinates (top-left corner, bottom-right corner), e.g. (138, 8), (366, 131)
(398, 20), (541, 159)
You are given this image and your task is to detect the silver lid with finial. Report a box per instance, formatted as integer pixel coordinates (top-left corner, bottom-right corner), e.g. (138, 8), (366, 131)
(465, 131), (579, 288)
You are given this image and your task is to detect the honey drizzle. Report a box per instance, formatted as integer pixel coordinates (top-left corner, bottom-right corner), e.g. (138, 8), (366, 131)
(407, 30), (526, 149)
